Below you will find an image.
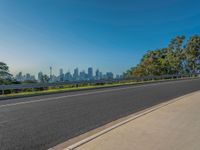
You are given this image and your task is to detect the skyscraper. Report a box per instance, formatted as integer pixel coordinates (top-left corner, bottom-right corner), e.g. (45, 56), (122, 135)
(73, 68), (79, 81)
(95, 69), (100, 80)
(88, 67), (93, 80)
(80, 70), (86, 81)
(59, 68), (64, 81)
(65, 72), (72, 81)
(25, 73), (31, 80)
(106, 72), (114, 80)
(50, 67), (52, 82)
(99, 71), (103, 80)
(15, 72), (23, 81)
(38, 72), (43, 82)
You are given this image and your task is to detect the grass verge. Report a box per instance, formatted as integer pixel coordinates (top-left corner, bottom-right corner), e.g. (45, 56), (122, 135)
(1, 77), (198, 97)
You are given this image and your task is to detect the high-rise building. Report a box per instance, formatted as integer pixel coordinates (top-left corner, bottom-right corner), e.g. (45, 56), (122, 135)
(49, 67), (52, 82)
(73, 68), (79, 80)
(116, 74), (123, 79)
(106, 72), (114, 80)
(38, 72), (43, 82)
(25, 73), (31, 80)
(51, 75), (57, 82)
(88, 67), (93, 80)
(15, 72), (36, 82)
(99, 71), (103, 80)
(30, 75), (36, 81)
(95, 69), (100, 80)
(15, 72), (23, 81)
(59, 68), (64, 82)
(80, 70), (86, 81)
(59, 68), (63, 75)
(65, 72), (72, 81)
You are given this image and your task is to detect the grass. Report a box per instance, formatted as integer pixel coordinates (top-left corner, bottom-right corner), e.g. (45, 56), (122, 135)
(1, 76), (198, 97)
(2, 81), (134, 96)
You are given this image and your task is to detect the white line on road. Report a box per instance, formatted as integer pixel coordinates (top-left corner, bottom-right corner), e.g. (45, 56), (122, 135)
(0, 79), (195, 108)
(64, 90), (200, 150)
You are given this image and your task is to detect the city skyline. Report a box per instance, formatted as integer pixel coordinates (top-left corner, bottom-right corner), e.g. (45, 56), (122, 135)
(1, 0), (200, 76)
(15, 66), (121, 83)
(13, 66), (119, 77)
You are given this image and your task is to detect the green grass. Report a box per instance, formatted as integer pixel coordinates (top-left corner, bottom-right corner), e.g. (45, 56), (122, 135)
(2, 81), (134, 96)
(1, 76), (198, 97)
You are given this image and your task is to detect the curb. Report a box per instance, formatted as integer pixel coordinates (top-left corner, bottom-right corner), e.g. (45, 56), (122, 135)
(60, 90), (200, 150)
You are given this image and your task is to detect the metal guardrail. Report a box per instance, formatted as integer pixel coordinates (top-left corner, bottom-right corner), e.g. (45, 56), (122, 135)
(0, 74), (199, 92)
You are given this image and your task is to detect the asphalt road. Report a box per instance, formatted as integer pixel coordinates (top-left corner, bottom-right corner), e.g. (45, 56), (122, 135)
(0, 79), (200, 150)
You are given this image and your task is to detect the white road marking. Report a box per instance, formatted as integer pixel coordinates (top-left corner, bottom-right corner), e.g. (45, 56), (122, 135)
(64, 91), (200, 150)
(0, 79), (194, 108)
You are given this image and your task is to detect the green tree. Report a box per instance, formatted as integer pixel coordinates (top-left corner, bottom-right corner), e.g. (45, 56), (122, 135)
(0, 62), (12, 79)
(125, 35), (200, 78)
(41, 74), (50, 83)
(184, 35), (200, 73)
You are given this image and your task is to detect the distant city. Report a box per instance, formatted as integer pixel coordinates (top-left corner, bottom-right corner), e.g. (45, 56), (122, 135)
(15, 67), (123, 83)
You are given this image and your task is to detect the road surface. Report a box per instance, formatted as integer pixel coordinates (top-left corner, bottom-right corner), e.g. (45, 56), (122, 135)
(74, 90), (200, 150)
(0, 79), (200, 150)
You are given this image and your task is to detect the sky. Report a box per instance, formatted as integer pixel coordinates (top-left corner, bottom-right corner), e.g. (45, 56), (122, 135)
(0, 0), (200, 76)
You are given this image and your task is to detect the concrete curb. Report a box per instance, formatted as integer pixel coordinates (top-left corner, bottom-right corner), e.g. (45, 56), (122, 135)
(60, 90), (200, 150)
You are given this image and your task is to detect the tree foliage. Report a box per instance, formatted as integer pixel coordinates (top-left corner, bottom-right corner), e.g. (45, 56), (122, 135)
(0, 62), (12, 79)
(184, 35), (200, 73)
(0, 62), (13, 84)
(40, 74), (50, 83)
(125, 35), (200, 77)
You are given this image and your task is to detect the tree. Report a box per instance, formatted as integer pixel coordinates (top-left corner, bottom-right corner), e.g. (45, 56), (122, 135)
(41, 74), (50, 83)
(0, 62), (12, 79)
(168, 35), (185, 74)
(124, 35), (200, 78)
(184, 35), (200, 73)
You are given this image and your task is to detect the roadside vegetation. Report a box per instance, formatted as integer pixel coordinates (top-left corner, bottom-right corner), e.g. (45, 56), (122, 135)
(125, 35), (200, 77)
(0, 62), (15, 85)
(0, 35), (199, 96)
(0, 77), (192, 96)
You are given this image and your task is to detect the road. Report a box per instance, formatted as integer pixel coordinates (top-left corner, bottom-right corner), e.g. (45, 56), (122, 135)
(0, 79), (200, 150)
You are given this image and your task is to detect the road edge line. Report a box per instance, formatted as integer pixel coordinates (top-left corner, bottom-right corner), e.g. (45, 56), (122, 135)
(62, 90), (200, 150)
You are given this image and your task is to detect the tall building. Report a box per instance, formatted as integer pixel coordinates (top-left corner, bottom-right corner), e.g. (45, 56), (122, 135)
(25, 73), (31, 80)
(88, 67), (93, 80)
(95, 69), (100, 80)
(106, 72), (114, 80)
(73, 68), (79, 81)
(65, 72), (72, 81)
(49, 67), (52, 82)
(80, 70), (86, 81)
(59, 68), (64, 82)
(30, 75), (36, 81)
(15, 72), (23, 81)
(38, 72), (43, 82)
(15, 72), (36, 82)
(99, 71), (103, 80)
(116, 74), (123, 79)
(51, 75), (57, 82)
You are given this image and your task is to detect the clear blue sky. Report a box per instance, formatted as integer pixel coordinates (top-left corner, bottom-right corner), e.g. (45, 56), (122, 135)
(0, 0), (200, 76)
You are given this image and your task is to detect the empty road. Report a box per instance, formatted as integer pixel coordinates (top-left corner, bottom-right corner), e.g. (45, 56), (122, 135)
(0, 79), (200, 150)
